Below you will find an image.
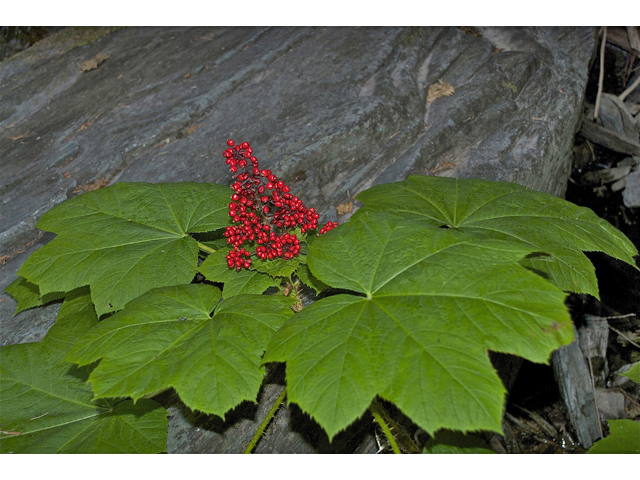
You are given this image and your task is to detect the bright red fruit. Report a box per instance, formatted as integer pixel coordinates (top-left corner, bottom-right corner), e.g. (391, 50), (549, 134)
(222, 140), (336, 269)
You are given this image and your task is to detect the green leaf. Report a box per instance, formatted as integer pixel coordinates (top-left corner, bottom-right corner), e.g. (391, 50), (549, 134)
(422, 430), (495, 454)
(264, 212), (573, 440)
(67, 284), (293, 416)
(251, 256), (301, 278)
(4, 276), (65, 314)
(587, 420), (640, 454)
(620, 362), (640, 384)
(199, 237), (233, 251)
(294, 264), (328, 294)
(355, 176), (638, 298)
(0, 289), (167, 453)
(17, 182), (231, 316)
(199, 249), (281, 297)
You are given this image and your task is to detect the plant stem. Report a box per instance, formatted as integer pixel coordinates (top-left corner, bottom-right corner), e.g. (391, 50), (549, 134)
(244, 386), (287, 454)
(196, 241), (216, 254)
(369, 400), (402, 454)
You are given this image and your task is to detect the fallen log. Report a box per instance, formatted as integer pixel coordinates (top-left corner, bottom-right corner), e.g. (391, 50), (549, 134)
(580, 120), (640, 156)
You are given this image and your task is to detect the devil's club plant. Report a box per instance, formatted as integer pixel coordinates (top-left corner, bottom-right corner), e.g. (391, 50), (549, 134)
(1, 140), (638, 454)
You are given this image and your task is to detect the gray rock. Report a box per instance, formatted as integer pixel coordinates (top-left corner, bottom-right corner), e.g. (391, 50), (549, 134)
(0, 26), (598, 453)
(623, 170), (640, 208)
(594, 388), (627, 420)
(598, 93), (640, 143)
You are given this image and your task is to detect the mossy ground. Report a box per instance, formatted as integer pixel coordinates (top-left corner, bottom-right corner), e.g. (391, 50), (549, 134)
(3, 27), (124, 62)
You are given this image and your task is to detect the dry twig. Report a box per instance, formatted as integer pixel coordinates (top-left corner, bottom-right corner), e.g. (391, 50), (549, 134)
(619, 74), (640, 102)
(586, 355), (604, 439)
(608, 324), (640, 349)
(615, 382), (640, 409)
(594, 27), (607, 120)
(626, 26), (640, 53)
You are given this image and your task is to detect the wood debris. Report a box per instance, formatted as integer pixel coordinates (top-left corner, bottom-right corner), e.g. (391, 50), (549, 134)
(81, 53), (109, 72)
(186, 124), (203, 136)
(336, 201), (353, 216)
(580, 121), (640, 156)
(426, 79), (455, 105)
(73, 178), (109, 194)
(431, 160), (457, 174)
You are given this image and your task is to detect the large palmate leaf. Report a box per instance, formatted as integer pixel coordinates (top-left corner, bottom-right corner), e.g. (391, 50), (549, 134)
(422, 430), (495, 454)
(587, 419), (640, 454)
(17, 182), (231, 316)
(294, 264), (328, 294)
(354, 176), (638, 298)
(251, 256), (302, 278)
(263, 212), (573, 439)
(0, 289), (167, 453)
(199, 249), (281, 297)
(4, 276), (65, 314)
(67, 284), (293, 416)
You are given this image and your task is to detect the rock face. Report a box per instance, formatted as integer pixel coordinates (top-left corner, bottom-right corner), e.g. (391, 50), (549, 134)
(0, 26), (598, 453)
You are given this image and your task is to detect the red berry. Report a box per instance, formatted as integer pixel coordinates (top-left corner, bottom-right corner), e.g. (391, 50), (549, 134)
(227, 139), (235, 146)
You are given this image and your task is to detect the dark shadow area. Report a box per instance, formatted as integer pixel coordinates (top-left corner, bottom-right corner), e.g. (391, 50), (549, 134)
(286, 402), (376, 454)
(1, 26), (49, 59)
(508, 361), (560, 410)
(154, 364), (288, 435)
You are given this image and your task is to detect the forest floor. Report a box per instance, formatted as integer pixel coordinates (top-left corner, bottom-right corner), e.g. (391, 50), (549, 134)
(501, 26), (640, 454)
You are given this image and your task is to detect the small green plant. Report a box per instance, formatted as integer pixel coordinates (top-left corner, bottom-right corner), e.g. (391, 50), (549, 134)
(586, 419), (640, 454)
(1, 140), (637, 453)
(586, 363), (639, 454)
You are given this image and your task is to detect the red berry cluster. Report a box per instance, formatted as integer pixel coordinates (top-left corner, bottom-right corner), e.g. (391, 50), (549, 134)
(223, 140), (337, 270)
(320, 221), (338, 234)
